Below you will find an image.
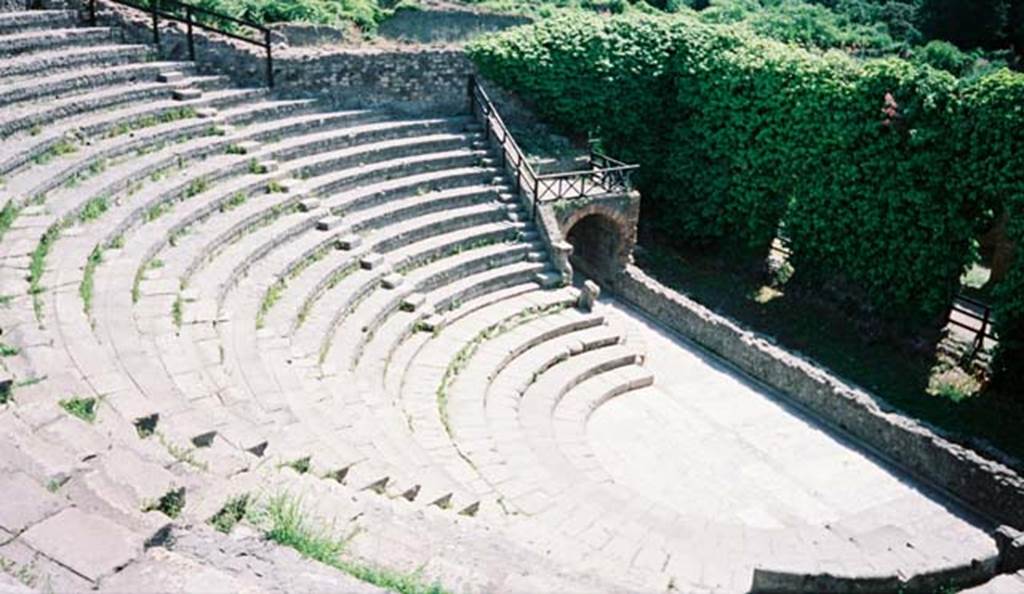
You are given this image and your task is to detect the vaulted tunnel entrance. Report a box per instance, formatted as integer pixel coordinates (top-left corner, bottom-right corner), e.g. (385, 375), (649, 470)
(565, 211), (628, 282)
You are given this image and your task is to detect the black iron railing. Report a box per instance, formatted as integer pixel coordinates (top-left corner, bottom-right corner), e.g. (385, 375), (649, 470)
(88, 0), (273, 88)
(951, 293), (997, 353)
(467, 75), (638, 219)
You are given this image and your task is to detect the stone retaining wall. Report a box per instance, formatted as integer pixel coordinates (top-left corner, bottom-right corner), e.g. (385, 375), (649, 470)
(94, 0), (475, 113)
(276, 47), (474, 113)
(609, 264), (1024, 533)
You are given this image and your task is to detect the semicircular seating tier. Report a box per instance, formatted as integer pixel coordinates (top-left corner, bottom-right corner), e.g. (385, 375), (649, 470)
(0, 9), (1006, 593)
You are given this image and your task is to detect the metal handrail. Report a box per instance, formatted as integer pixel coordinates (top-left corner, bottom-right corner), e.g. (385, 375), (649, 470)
(88, 0), (274, 87)
(466, 75), (638, 219)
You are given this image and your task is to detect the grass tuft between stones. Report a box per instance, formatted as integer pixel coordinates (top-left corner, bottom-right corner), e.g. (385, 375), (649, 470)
(59, 396), (97, 423)
(143, 487), (186, 518)
(209, 493), (251, 533)
(251, 493), (450, 594)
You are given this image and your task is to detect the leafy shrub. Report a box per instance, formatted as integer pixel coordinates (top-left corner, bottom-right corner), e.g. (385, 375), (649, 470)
(189, 0), (384, 32)
(811, 0), (921, 45)
(468, 14), (682, 189)
(957, 70), (1024, 381)
(911, 40), (973, 76)
(746, 0), (895, 50)
(471, 12), (1024, 374)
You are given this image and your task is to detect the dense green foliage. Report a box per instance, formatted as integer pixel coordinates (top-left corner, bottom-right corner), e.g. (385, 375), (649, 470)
(693, 0), (898, 51)
(684, 0), (1024, 58)
(191, 0), (384, 31)
(958, 71), (1024, 381)
(469, 11), (1024, 356)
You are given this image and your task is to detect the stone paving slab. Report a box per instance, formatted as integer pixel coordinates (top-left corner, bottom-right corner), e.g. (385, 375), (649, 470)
(587, 295), (999, 583)
(0, 472), (63, 535)
(19, 508), (144, 582)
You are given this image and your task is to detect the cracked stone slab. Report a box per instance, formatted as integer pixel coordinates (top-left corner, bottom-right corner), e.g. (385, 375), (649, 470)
(97, 548), (258, 594)
(0, 472), (63, 534)
(20, 508), (144, 582)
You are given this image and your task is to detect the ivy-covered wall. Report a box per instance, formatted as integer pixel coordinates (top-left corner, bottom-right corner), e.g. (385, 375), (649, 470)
(467, 12), (1023, 372)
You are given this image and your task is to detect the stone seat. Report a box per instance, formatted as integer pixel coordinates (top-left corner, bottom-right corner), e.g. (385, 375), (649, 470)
(258, 201), (516, 340)
(0, 74), (231, 138)
(177, 152), (493, 312)
(0, 26), (115, 57)
(0, 43), (151, 82)
(0, 60), (195, 108)
(0, 9), (76, 34)
(325, 231), (536, 371)
(0, 89), (283, 178)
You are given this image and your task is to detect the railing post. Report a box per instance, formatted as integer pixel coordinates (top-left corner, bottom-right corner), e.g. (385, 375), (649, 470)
(977, 307), (991, 351)
(89, 0), (97, 25)
(185, 6), (195, 61)
(531, 178), (539, 222)
(151, 0), (160, 47)
(264, 29), (273, 88)
(467, 75), (476, 112)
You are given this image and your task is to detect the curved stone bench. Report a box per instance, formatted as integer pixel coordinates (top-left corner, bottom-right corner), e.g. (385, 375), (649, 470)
(0, 60), (194, 107)
(0, 42), (150, 81)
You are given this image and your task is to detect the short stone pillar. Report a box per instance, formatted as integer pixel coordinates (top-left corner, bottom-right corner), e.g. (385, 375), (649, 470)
(578, 279), (601, 312)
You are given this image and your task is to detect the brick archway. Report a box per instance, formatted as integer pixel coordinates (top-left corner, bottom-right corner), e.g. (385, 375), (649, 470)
(562, 204), (636, 281)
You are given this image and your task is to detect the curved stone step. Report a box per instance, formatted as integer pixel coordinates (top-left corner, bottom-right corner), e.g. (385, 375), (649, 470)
(0, 26), (115, 57)
(0, 10), (76, 34)
(259, 211), (517, 340)
(0, 43), (151, 83)
(0, 88), (278, 179)
(174, 153), (492, 309)
(0, 60), (194, 108)
(326, 243), (539, 373)
(287, 202), (512, 363)
(0, 74), (230, 138)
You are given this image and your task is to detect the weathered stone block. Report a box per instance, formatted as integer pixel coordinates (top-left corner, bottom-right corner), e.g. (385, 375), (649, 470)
(233, 140), (261, 155)
(254, 160), (278, 173)
(360, 253), (385, 270)
(401, 293), (426, 312)
(578, 279), (600, 312)
(171, 87), (201, 101)
(0, 472), (63, 533)
(381, 273), (404, 289)
(338, 234), (362, 250)
(21, 508), (144, 582)
(315, 215), (343, 231)
(997, 525), (1024, 572)
(156, 70), (184, 84)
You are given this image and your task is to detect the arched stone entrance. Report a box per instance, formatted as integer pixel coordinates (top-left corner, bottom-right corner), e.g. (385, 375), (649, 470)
(531, 190), (640, 286)
(557, 197), (639, 282)
(565, 212), (627, 280)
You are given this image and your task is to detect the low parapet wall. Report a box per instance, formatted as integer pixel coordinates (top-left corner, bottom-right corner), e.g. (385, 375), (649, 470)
(609, 264), (1024, 532)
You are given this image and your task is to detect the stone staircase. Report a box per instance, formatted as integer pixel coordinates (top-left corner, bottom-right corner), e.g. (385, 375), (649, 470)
(0, 8), (654, 593)
(0, 8), (1011, 594)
